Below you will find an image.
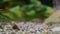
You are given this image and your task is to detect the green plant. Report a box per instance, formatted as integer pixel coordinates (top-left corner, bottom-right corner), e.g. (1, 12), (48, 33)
(0, 0), (54, 22)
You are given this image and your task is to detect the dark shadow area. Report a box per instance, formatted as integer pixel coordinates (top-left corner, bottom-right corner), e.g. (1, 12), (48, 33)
(40, 0), (53, 7)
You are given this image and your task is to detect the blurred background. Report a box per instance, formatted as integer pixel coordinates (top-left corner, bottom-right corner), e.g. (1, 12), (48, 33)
(0, 0), (53, 9)
(0, 0), (54, 22)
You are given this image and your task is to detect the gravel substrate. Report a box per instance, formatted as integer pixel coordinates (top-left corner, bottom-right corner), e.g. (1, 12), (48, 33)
(0, 22), (60, 34)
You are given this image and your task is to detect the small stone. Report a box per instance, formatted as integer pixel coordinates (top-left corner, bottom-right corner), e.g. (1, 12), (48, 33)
(0, 29), (2, 32)
(25, 31), (29, 34)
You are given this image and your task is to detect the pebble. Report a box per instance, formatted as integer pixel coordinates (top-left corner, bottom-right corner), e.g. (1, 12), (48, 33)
(0, 22), (60, 34)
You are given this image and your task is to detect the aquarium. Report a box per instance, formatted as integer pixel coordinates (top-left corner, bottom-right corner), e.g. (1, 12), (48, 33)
(0, 0), (56, 34)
